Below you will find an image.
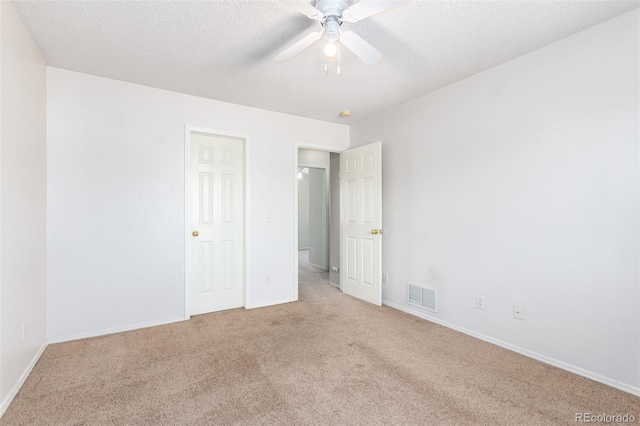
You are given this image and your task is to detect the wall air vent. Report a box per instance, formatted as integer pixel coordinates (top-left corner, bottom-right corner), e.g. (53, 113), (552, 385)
(407, 282), (438, 313)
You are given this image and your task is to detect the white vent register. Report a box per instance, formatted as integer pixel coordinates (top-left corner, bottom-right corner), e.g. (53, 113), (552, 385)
(407, 282), (438, 313)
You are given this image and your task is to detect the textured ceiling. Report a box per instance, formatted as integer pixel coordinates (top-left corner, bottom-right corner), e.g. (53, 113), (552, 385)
(12, 0), (639, 124)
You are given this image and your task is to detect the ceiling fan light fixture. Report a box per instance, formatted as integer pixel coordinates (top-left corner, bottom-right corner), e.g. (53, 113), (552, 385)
(323, 16), (341, 42)
(324, 41), (338, 58)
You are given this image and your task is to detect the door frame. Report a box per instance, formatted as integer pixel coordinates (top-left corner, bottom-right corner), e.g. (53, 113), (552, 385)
(184, 125), (251, 319)
(293, 141), (346, 302)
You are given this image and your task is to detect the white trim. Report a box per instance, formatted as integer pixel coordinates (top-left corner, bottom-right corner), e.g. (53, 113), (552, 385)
(328, 281), (340, 289)
(298, 162), (329, 169)
(293, 144), (298, 301)
(0, 342), (47, 418)
(48, 316), (186, 344)
(184, 126), (190, 319)
(244, 134), (251, 310)
(308, 262), (325, 270)
(294, 142), (346, 302)
(382, 300), (640, 397)
(297, 141), (346, 153)
(184, 126), (250, 317)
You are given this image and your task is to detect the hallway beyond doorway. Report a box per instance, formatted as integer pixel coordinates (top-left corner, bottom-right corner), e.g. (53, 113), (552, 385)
(298, 249), (329, 286)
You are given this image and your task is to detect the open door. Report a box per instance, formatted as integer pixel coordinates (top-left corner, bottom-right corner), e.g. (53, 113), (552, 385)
(340, 141), (382, 306)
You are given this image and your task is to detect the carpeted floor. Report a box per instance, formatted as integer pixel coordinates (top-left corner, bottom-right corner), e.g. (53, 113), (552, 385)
(2, 251), (638, 425)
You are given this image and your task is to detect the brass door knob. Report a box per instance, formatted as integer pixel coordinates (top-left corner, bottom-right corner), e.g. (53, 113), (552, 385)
(371, 229), (380, 235)
(192, 230), (199, 237)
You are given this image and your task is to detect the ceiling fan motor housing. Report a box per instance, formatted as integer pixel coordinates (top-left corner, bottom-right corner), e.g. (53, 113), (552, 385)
(316, 0), (347, 42)
(315, 0), (348, 16)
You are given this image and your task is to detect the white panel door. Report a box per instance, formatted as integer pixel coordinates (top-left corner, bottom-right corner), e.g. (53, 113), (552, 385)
(189, 132), (244, 315)
(340, 141), (382, 306)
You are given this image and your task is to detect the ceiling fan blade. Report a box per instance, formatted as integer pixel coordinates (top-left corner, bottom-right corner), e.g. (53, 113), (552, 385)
(282, 1), (324, 20)
(340, 31), (382, 65)
(342, 0), (411, 23)
(275, 31), (324, 62)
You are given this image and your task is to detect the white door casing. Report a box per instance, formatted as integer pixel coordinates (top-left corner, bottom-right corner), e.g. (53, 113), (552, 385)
(340, 141), (382, 306)
(189, 132), (244, 315)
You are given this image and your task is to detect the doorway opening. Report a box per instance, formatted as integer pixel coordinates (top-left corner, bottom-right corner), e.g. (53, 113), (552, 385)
(294, 141), (382, 306)
(296, 149), (341, 296)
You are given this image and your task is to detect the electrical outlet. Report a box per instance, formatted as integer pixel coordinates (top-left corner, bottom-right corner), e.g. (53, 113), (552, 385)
(331, 266), (339, 273)
(266, 274), (271, 283)
(476, 295), (485, 310)
(382, 273), (389, 284)
(513, 304), (524, 320)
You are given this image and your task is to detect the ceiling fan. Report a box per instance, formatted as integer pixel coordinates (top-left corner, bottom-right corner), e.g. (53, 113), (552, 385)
(275, 0), (411, 66)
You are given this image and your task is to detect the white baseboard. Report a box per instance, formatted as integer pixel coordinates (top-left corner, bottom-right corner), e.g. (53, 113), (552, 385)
(328, 281), (340, 289)
(0, 341), (48, 418)
(308, 262), (327, 270)
(298, 247), (309, 250)
(48, 316), (187, 344)
(382, 300), (640, 397)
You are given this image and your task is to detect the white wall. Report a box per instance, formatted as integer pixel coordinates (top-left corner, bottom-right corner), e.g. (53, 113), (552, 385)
(350, 10), (639, 393)
(298, 149), (330, 169)
(297, 170), (309, 249)
(0, 1), (47, 415)
(47, 68), (349, 342)
(308, 167), (327, 269)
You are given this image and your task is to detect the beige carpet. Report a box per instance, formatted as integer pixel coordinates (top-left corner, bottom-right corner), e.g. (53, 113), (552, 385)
(2, 251), (638, 425)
